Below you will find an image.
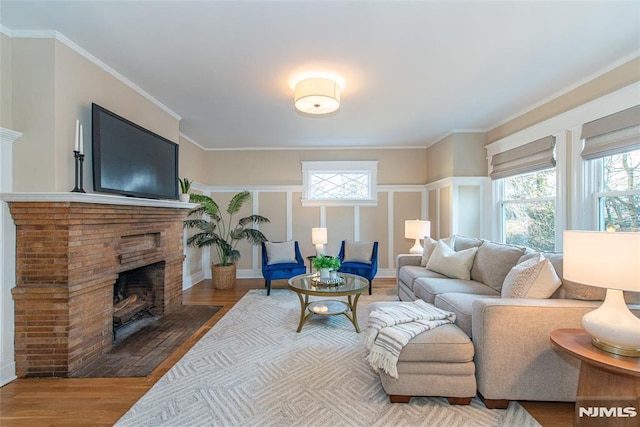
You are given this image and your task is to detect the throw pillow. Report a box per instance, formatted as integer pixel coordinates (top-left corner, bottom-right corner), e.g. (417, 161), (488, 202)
(470, 240), (526, 293)
(343, 241), (374, 264)
(265, 241), (297, 265)
(420, 236), (454, 267)
(426, 240), (478, 280)
(453, 235), (483, 251)
(501, 253), (562, 299)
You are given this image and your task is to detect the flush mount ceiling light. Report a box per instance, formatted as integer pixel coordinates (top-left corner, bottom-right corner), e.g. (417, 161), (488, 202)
(294, 77), (341, 115)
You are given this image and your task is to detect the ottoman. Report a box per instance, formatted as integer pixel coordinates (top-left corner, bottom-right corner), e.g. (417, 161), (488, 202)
(369, 302), (476, 405)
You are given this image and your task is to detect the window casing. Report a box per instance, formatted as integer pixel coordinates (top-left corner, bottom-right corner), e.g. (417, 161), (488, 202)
(301, 161), (378, 207)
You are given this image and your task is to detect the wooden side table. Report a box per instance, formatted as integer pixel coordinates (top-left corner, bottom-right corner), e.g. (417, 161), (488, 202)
(550, 328), (640, 427)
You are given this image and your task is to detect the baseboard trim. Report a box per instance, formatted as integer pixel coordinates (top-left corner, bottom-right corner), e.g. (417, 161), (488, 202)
(0, 359), (16, 387)
(183, 270), (206, 290)
(184, 267), (397, 282)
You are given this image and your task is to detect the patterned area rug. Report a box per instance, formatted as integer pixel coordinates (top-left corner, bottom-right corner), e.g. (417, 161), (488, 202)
(116, 290), (540, 426)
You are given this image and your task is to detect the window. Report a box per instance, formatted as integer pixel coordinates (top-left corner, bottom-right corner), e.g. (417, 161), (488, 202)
(580, 105), (640, 232)
(301, 161), (378, 207)
(489, 134), (559, 251)
(593, 148), (640, 232)
(498, 168), (557, 251)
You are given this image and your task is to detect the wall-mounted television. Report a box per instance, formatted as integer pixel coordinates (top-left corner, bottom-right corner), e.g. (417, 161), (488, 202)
(92, 103), (179, 200)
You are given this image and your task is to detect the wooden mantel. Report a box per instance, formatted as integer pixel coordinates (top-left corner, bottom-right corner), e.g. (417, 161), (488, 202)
(2, 192), (195, 378)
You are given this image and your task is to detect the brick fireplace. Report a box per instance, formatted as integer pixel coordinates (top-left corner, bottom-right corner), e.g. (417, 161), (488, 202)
(7, 195), (191, 378)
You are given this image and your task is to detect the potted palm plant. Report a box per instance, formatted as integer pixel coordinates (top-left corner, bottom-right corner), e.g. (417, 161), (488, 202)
(184, 191), (270, 289)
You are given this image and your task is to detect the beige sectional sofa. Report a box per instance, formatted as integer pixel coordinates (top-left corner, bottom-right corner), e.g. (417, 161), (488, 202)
(396, 235), (640, 407)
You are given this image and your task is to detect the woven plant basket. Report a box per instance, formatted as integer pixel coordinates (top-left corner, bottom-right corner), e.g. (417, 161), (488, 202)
(212, 263), (236, 290)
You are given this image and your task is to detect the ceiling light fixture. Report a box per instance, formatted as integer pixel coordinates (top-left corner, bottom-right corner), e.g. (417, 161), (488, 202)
(294, 77), (340, 115)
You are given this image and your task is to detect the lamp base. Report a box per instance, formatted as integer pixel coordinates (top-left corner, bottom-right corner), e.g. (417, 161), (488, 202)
(409, 239), (423, 254)
(591, 337), (640, 358)
(314, 244), (324, 257)
(582, 289), (640, 358)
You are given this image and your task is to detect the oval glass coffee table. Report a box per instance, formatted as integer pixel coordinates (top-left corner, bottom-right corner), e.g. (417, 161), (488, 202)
(287, 272), (369, 333)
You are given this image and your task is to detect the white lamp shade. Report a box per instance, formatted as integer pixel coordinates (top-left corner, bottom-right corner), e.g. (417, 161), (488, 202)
(404, 220), (431, 240)
(311, 227), (328, 245)
(294, 78), (340, 115)
(563, 231), (640, 292)
(563, 230), (640, 357)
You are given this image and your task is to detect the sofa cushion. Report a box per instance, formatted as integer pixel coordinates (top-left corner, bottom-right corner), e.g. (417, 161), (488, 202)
(470, 240), (525, 292)
(435, 293), (500, 337)
(453, 235), (483, 251)
(426, 241), (478, 280)
(398, 265), (447, 292)
(420, 236), (453, 267)
(414, 277), (499, 304)
(369, 302), (475, 363)
(502, 253), (562, 299)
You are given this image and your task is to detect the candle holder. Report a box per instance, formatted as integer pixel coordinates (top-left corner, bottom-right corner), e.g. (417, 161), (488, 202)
(71, 150), (86, 193)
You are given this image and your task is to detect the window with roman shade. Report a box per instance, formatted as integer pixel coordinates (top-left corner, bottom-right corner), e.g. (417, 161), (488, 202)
(489, 136), (556, 180)
(580, 105), (640, 232)
(580, 105), (640, 160)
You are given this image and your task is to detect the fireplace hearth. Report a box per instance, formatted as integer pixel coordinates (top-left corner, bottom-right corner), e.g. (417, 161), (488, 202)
(8, 198), (190, 378)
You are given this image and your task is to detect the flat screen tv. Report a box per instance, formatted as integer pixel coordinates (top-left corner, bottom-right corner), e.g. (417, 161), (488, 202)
(92, 103), (179, 200)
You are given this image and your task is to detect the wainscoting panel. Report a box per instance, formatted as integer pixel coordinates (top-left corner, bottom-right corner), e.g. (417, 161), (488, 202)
(185, 184), (428, 286)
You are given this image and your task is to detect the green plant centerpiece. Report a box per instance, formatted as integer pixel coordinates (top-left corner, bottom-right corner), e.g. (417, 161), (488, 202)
(184, 191), (270, 289)
(313, 255), (341, 280)
(312, 255), (340, 270)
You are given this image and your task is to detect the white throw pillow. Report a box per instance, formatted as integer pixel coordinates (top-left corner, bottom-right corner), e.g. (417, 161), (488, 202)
(343, 241), (374, 264)
(420, 236), (454, 267)
(501, 253), (562, 299)
(426, 240), (477, 280)
(265, 241), (297, 265)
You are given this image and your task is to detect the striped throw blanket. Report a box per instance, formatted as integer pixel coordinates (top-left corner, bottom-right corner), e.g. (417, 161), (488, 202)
(366, 300), (456, 379)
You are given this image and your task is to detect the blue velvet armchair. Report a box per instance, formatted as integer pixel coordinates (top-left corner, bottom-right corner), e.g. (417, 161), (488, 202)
(261, 241), (306, 296)
(337, 240), (378, 295)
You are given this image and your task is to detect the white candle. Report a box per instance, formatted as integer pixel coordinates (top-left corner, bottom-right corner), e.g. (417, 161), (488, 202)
(79, 124), (84, 154)
(74, 119), (79, 152)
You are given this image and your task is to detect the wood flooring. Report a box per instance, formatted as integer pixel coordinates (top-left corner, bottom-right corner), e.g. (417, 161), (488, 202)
(0, 278), (575, 426)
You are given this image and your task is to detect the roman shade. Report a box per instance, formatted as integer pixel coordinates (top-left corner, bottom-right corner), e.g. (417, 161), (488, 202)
(489, 136), (556, 180)
(580, 105), (640, 160)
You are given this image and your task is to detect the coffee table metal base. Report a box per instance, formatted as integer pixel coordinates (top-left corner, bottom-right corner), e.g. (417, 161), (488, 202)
(294, 293), (362, 333)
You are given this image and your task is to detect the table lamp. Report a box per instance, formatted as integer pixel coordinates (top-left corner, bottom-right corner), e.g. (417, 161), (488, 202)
(563, 230), (640, 357)
(312, 227), (328, 256)
(405, 220), (431, 254)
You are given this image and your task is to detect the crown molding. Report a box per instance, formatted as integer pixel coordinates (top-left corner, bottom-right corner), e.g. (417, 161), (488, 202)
(7, 29), (182, 122)
(200, 144), (430, 152)
(487, 51), (640, 132)
(0, 25), (12, 37)
(0, 128), (22, 145)
(179, 132), (207, 150)
(427, 129), (488, 148)
(485, 81), (640, 156)
(180, 131), (429, 151)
